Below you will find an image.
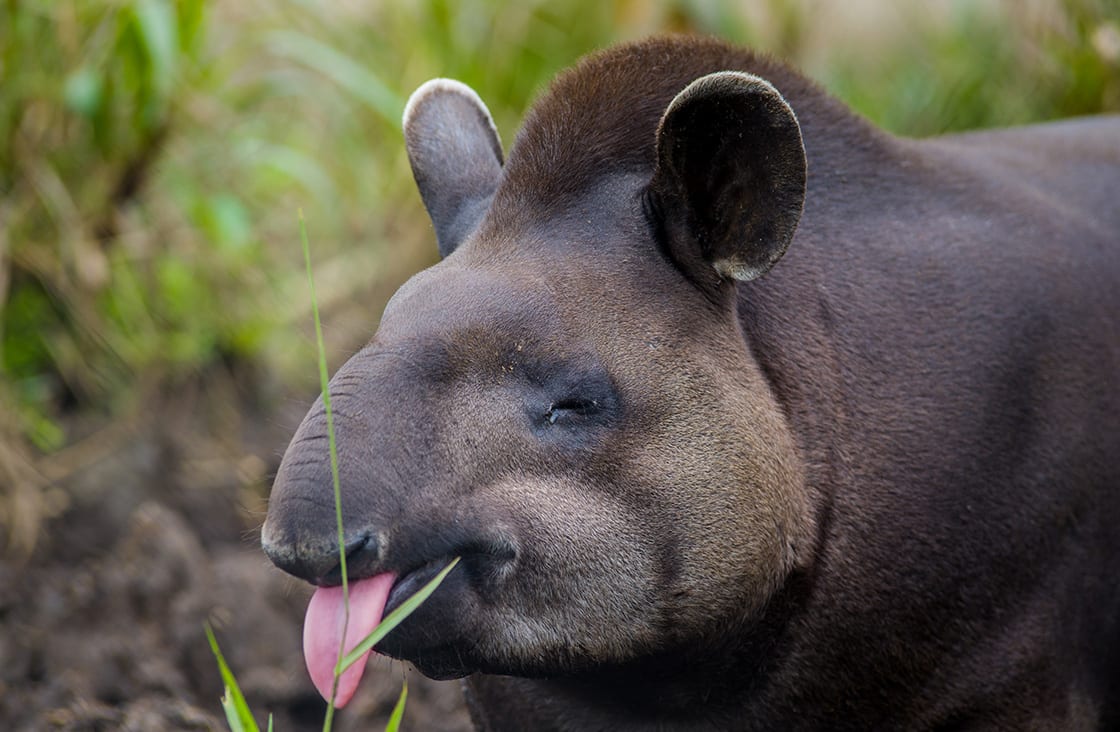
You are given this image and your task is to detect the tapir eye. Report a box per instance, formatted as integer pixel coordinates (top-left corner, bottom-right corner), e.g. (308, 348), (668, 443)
(545, 398), (600, 425)
(525, 359), (618, 439)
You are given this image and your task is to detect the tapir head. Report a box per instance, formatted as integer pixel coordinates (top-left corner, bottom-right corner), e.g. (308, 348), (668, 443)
(263, 42), (812, 702)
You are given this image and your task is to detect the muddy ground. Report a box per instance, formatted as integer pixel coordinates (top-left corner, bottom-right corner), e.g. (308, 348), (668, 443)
(0, 384), (473, 732)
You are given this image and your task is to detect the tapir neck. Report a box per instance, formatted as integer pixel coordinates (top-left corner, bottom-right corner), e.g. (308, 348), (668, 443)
(465, 570), (813, 731)
(466, 652), (784, 731)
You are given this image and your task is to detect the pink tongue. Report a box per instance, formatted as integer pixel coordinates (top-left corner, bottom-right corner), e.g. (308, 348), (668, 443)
(303, 573), (396, 708)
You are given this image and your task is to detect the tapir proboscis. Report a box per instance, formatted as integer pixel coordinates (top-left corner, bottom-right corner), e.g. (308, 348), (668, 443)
(263, 36), (1120, 730)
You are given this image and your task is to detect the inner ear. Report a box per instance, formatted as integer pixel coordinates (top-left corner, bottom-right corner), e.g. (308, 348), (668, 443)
(403, 79), (504, 257)
(649, 71), (807, 286)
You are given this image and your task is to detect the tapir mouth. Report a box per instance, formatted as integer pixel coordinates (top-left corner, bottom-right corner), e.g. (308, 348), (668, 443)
(383, 555), (460, 616)
(301, 533), (520, 704)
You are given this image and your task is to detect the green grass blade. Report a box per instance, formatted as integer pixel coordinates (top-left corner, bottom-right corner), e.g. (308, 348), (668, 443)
(302, 212), (438, 731)
(205, 624), (260, 732)
(301, 210), (351, 731)
(384, 680), (408, 732)
(299, 212), (347, 594)
(337, 557), (461, 673)
(220, 689), (246, 732)
(267, 714), (273, 732)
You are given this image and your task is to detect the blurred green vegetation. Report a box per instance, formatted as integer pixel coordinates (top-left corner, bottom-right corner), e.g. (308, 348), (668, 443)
(1, 0), (1118, 551)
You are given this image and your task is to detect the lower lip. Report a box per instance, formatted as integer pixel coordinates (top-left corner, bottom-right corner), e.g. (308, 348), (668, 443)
(383, 558), (450, 617)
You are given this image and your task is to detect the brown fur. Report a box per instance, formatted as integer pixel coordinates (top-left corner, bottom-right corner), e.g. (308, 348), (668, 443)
(264, 37), (1120, 729)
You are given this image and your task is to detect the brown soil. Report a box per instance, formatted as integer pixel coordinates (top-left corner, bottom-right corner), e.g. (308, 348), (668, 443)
(0, 388), (472, 732)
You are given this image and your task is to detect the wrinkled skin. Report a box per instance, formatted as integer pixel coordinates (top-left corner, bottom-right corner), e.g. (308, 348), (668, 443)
(264, 37), (1120, 730)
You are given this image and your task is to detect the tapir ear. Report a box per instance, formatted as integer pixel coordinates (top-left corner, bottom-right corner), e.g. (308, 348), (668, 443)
(403, 79), (504, 257)
(649, 71), (806, 284)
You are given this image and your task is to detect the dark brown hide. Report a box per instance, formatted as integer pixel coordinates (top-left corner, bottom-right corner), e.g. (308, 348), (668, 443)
(265, 37), (1120, 730)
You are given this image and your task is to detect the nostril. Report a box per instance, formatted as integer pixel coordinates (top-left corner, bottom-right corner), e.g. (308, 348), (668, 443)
(321, 531), (382, 586)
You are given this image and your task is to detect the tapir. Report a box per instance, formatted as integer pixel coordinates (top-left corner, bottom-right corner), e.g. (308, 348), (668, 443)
(262, 36), (1120, 730)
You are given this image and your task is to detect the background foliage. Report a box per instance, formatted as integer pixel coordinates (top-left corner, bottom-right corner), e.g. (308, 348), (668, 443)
(1, 0), (1118, 552)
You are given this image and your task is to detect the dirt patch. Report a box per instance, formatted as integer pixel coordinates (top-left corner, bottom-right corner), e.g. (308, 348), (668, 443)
(0, 400), (472, 732)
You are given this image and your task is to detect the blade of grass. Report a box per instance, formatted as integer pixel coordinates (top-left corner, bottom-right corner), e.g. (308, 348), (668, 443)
(205, 624), (261, 732)
(304, 211), (446, 730)
(337, 556), (461, 673)
(385, 680), (408, 732)
(220, 689), (247, 732)
(301, 210), (350, 732)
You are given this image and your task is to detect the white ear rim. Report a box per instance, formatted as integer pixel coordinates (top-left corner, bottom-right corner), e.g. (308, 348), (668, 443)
(660, 70), (796, 128)
(713, 257), (770, 282)
(402, 78), (503, 156)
